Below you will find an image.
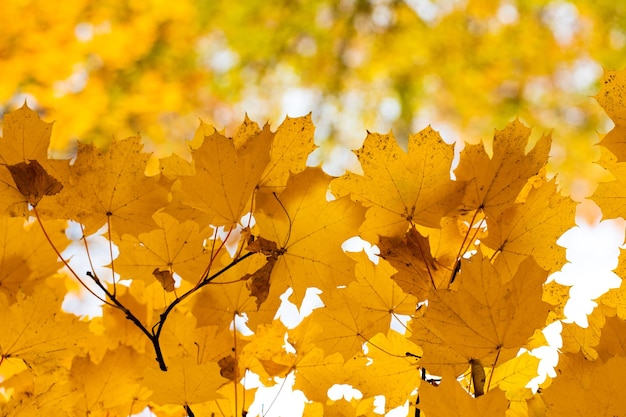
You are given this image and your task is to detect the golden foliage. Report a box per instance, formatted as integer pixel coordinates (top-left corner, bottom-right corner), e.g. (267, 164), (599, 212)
(3, 7), (626, 412)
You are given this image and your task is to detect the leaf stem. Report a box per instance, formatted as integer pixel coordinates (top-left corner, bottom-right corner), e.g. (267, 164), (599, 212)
(106, 216), (117, 296)
(32, 206), (110, 305)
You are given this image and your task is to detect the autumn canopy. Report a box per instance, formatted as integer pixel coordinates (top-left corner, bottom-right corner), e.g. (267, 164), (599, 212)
(2, 1), (626, 417)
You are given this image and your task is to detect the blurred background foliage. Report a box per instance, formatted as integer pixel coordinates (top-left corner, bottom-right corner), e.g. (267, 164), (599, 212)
(1, 0), (625, 198)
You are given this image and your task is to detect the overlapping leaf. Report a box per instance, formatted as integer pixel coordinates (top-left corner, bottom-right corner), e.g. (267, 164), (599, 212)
(0, 104), (68, 214)
(254, 167), (366, 306)
(455, 120), (551, 217)
(482, 180), (576, 273)
(173, 118), (273, 227)
(417, 370), (509, 417)
(40, 136), (172, 236)
(411, 253), (550, 374)
(379, 222), (462, 300)
(331, 127), (464, 240)
(114, 212), (216, 287)
(543, 353), (626, 416)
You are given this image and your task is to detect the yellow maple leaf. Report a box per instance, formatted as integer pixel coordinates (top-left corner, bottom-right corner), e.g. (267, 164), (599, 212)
(592, 147), (626, 221)
(258, 114), (317, 192)
(144, 356), (229, 408)
(0, 216), (68, 301)
(0, 104), (52, 166)
(482, 180), (576, 273)
(485, 351), (540, 401)
(560, 304), (607, 360)
(307, 252), (417, 360)
(69, 347), (152, 416)
(331, 127), (465, 240)
(543, 353), (626, 416)
(39, 136), (172, 236)
(0, 368), (75, 417)
(455, 119), (551, 217)
(596, 69), (626, 161)
(0, 286), (91, 376)
(174, 118), (273, 227)
(191, 252), (274, 330)
(114, 212), (216, 287)
(417, 369), (509, 417)
(0, 104), (68, 214)
(254, 167), (366, 306)
(411, 253), (550, 375)
(292, 348), (348, 404)
(345, 331), (422, 411)
(595, 315), (626, 360)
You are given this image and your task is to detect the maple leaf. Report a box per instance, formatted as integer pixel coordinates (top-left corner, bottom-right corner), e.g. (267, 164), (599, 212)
(345, 331), (422, 411)
(114, 212), (216, 287)
(543, 353), (626, 416)
(144, 357), (229, 408)
(455, 119), (551, 217)
(410, 253), (550, 374)
(305, 289), (380, 360)
(292, 348), (350, 404)
(258, 114), (317, 192)
(254, 167), (366, 306)
(464, 351), (540, 402)
(595, 315), (626, 360)
(331, 127), (465, 240)
(482, 179), (576, 273)
(307, 252), (417, 360)
(0, 216), (68, 301)
(239, 321), (295, 381)
(0, 286), (91, 374)
(0, 168), (29, 216)
(39, 136), (172, 236)
(173, 118), (273, 227)
(69, 347), (152, 416)
(0, 104), (52, 166)
(0, 368), (77, 417)
(592, 147), (626, 221)
(560, 304), (606, 360)
(417, 369), (509, 417)
(191, 252), (274, 329)
(0, 104), (69, 215)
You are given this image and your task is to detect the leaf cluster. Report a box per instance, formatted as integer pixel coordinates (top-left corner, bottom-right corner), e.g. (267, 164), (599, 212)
(2, 66), (626, 416)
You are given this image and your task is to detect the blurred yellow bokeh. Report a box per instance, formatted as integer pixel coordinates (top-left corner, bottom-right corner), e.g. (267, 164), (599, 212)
(1, 0), (624, 198)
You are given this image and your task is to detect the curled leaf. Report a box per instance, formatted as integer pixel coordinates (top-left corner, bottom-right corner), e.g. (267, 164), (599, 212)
(7, 160), (62, 206)
(218, 355), (239, 381)
(245, 256), (277, 309)
(470, 359), (486, 397)
(152, 268), (175, 292)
